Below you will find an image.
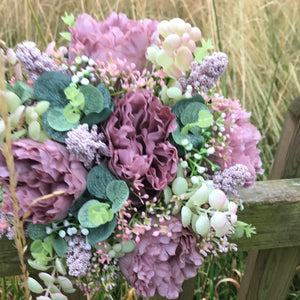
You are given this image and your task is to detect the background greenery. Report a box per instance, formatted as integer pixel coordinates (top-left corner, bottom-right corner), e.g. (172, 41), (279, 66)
(0, 0), (299, 299)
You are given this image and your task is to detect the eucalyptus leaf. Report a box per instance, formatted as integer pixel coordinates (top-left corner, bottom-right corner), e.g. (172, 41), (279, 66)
(28, 223), (47, 240)
(47, 107), (78, 131)
(180, 102), (208, 126)
(34, 72), (72, 107)
(52, 237), (68, 257)
(106, 180), (129, 212)
(87, 165), (116, 199)
(42, 111), (68, 143)
(87, 215), (117, 244)
(197, 109), (214, 128)
(13, 81), (34, 102)
(78, 199), (113, 228)
(80, 85), (104, 115)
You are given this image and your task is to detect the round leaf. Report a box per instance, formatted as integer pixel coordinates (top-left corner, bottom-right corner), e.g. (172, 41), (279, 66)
(87, 165), (116, 199)
(180, 102), (208, 125)
(106, 180), (129, 212)
(87, 215), (117, 244)
(80, 85), (104, 115)
(197, 109), (214, 128)
(88, 202), (114, 226)
(28, 223), (47, 240)
(47, 107), (78, 131)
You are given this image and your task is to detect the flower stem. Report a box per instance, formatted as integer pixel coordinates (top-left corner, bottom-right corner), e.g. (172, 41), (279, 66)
(25, 0), (47, 47)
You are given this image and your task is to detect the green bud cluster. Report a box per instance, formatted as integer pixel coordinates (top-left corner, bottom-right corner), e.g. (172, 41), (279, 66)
(0, 91), (49, 142)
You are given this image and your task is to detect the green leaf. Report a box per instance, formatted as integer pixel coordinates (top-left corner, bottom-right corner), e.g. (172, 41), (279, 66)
(194, 38), (214, 63)
(13, 81), (34, 103)
(197, 109), (213, 128)
(171, 94), (205, 125)
(180, 102), (208, 126)
(42, 111), (68, 143)
(106, 180), (129, 213)
(80, 109), (112, 126)
(30, 240), (44, 254)
(87, 165), (116, 199)
(28, 223), (47, 240)
(70, 190), (91, 218)
(88, 202), (114, 227)
(28, 277), (44, 294)
(52, 237), (68, 257)
(34, 72), (72, 107)
(59, 32), (71, 41)
(64, 86), (84, 109)
(87, 215), (117, 244)
(63, 104), (81, 124)
(80, 85), (104, 115)
(61, 12), (75, 27)
(47, 107), (78, 131)
(78, 199), (113, 228)
(97, 83), (112, 109)
(42, 236), (54, 257)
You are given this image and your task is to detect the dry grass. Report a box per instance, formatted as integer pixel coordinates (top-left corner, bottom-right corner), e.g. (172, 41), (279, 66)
(0, 0), (299, 176)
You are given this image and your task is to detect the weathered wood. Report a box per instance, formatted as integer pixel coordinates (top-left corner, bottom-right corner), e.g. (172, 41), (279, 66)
(238, 95), (300, 300)
(236, 178), (300, 251)
(237, 247), (300, 300)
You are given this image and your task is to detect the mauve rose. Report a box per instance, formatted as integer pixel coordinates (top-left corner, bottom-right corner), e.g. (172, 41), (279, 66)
(105, 89), (178, 204)
(210, 97), (263, 187)
(0, 139), (87, 224)
(119, 217), (204, 299)
(69, 12), (158, 71)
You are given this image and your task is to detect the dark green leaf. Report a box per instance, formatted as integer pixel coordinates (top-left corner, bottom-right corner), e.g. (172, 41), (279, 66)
(87, 165), (116, 199)
(42, 111), (68, 143)
(180, 102), (208, 125)
(87, 215), (117, 244)
(13, 81), (34, 102)
(52, 237), (68, 257)
(34, 72), (72, 107)
(70, 190), (91, 218)
(28, 223), (47, 240)
(80, 85), (104, 115)
(106, 180), (129, 212)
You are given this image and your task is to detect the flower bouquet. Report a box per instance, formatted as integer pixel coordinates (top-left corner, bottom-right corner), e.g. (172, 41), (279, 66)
(0, 11), (263, 300)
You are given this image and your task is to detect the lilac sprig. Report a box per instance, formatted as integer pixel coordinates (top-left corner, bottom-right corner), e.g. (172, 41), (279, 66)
(180, 52), (228, 94)
(212, 164), (251, 196)
(65, 124), (110, 169)
(16, 41), (64, 81)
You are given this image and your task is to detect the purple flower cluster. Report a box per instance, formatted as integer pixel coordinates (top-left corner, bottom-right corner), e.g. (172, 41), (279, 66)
(16, 41), (64, 81)
(106, 88), (178, 204)
(66, 233), (92, 277)
(212, 164), (251, 196)
(0, 139), (87, 224)
(66, 124), (110, 169)
(119, 216), (204, 299)
(69, 12), (158, 71)
(180, 52), (228, 94)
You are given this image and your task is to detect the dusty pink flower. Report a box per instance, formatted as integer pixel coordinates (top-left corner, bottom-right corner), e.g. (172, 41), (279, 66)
(119, 216), (203, 299)
(210, 97), (263, 187)
(0, 139), (87, 224)
(69, 12), (158, 71)
(105, 89), (178, 204)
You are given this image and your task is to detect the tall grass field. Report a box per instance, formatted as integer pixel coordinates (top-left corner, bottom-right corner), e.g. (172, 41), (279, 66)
(0, 0), (299, 299)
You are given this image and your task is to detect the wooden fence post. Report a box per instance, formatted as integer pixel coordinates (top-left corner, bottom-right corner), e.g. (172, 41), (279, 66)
(237, 96), (300, 300)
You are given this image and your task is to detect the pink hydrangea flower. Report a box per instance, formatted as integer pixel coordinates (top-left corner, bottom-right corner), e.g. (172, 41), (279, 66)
(105, 89), (178, 204)
(210, 97), (264, 187)
(0, 139), (87, 224)
(119, 216), (204, 299)
(69, 12), (158, 71)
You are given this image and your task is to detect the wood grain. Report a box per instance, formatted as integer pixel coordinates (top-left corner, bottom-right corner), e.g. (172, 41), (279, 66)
(238, 95), (300, 300)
